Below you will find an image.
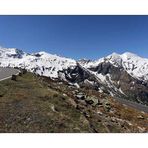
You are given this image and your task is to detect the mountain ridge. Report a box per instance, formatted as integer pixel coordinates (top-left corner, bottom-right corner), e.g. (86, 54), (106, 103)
(1, 46), (148, 106)
(0, 47), (148, 80)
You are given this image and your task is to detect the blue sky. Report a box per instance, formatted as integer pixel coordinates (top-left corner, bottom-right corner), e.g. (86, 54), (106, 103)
(0, 16), (148, 60)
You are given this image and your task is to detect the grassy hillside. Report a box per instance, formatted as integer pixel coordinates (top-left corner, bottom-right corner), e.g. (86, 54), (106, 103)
(0, 72), (148, 133)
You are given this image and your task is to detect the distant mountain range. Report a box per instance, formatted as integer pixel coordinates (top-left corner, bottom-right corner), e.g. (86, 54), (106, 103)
(1, 47), (148, 105)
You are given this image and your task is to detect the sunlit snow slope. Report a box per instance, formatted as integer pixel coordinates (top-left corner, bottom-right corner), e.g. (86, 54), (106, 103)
(81, 52), (148, 81)
(0, 47), (76, 78)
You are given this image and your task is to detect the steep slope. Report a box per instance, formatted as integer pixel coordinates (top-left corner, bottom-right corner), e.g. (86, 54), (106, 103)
(59, 53), (148, 105)
(81, 52), (148, 81)
(0, 72), (148, 133)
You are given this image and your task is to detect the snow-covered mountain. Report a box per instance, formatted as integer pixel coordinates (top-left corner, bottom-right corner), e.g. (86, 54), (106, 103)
(58, 51), (148, 106)
(0, 47), (76, 78)
(1, 46), (148, 105)
(81, 52), (148, 81)
(1, 46), (148, 81)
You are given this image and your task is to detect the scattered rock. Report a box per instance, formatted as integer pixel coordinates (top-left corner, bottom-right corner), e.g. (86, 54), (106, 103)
(75, 92), (86, 100)
(85, 96), (99, 106)
(85, 99), (94, 105)
(137, 115), (144, 120)
(105, 101), (111, 106)
(83, 112), (91, 118)
(58, 82), (63, 85)
(98, 102), (103, 106)
(63, 93), (67, 97)
(104, 101), (111, 112)
(97, 110), (103, 116)
(50, 104), (57, 112)
(137, 126), (146, 132)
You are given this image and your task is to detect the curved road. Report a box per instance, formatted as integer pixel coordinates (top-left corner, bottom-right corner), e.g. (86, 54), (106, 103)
(0, 67), (19, 81)
(115, 97), (148, 113)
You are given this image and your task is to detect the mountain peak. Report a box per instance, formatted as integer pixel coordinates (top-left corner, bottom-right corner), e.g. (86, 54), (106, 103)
(107, 52), (139, 59)
(107, 52), (121, 59)
(121, 52), (139, 58)
(106, 52), (142, 63)
(110, 52), (120, 56)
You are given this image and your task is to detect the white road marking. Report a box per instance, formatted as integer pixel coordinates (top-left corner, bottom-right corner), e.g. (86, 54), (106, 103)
(0, 67), (20, 82)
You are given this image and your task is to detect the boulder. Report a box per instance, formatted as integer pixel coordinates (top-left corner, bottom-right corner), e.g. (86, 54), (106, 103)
(11, 75), (17, 81)
(137, 115), (144, 120)
(85, 96), (99, 106)
(19, 72), (22, 76)
(75, 92), (86, 100)
(104, 101), (111, 112)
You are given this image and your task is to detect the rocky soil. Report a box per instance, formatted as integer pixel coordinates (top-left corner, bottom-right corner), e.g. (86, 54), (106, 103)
(0, 71), (148, 133)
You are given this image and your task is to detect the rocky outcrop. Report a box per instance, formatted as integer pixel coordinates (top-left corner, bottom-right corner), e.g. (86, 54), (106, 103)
(59, 62), (148, 106)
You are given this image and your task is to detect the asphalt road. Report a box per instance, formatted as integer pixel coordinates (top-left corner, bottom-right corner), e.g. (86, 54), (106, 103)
(0, 67), (19, 81)
(115, 97), (148, 113)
